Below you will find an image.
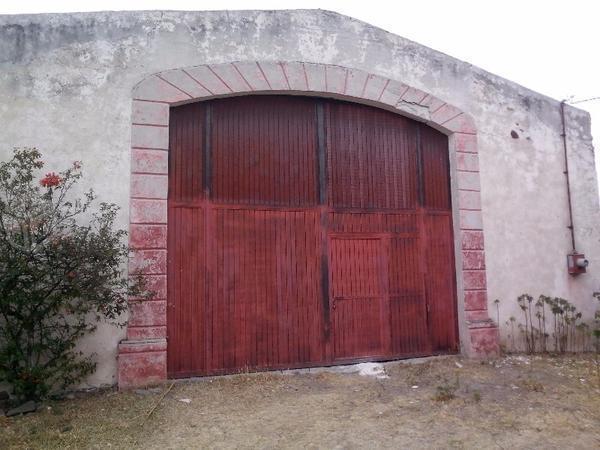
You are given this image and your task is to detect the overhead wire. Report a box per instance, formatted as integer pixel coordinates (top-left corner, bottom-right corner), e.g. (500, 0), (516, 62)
(568, 96), (600, 105)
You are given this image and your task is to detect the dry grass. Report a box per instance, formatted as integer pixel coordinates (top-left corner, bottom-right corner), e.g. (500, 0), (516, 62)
(2, 354), (600, 449)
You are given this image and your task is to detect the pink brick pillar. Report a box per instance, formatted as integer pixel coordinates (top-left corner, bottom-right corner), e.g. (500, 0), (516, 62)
(118, 103), (170, 388)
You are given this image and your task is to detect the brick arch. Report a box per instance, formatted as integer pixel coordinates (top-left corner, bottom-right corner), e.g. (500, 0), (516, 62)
(118, 61), (499, 388)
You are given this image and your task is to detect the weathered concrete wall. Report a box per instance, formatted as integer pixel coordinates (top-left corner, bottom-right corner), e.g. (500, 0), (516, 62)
(1, 10), (598, 386)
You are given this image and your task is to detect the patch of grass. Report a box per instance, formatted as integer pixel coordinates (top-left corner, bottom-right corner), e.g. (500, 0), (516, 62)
(521, 378), (544, 392)
(447, 438), (466, 449)
(433, 375), (459, 402)
(404, 363), (430, 387)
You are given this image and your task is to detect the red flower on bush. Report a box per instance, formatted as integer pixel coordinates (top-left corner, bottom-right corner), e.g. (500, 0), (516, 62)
(40, 172), (62, 188)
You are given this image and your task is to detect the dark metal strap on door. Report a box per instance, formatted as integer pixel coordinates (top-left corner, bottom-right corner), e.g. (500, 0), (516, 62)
(415, 124), (432, 337)
(203, 102), (212, 197)
(316, 101), (327, 205)
(316, 100), (331, 342)
(416, 124), (425, 207)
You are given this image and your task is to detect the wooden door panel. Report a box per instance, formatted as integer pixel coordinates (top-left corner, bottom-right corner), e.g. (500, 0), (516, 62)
(420, 124), (451, 211)
(329, 237), (387, 359)
(332, 297), (384, 359)
(168, 103), (205, 205)
(388, 237), (430, 355)
(167, 207), (205, 377)
(211, 96), (318, 207)
(424, 213), (458, 352)
(204, 206), (325, 373)
(326, 101), (419, 210)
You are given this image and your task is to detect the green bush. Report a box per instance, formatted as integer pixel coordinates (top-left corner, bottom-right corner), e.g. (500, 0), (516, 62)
(0, 148), (147, 403)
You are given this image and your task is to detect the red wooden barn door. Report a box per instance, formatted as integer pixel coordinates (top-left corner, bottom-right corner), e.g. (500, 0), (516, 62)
(167, 95), (458, 378)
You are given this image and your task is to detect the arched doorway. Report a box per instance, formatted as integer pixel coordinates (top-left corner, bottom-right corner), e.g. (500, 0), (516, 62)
(167, 95), (458, 377)
(119, 61), (498, 388)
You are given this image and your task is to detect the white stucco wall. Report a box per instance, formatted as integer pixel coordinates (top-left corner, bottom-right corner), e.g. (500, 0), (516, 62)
(1, 10), (598, 387)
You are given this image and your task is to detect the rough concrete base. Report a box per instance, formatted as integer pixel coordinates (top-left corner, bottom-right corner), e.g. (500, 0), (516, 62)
(117, 324), (499, 389)
(117, 339), (167, 389)
(468, 322), (501, 357)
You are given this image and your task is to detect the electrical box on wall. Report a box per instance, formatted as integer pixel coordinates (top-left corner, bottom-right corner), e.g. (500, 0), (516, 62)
(567, 253), (588, 275)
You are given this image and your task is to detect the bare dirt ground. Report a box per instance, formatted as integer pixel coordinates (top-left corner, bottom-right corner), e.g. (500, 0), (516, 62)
(2, 354), (600, 449)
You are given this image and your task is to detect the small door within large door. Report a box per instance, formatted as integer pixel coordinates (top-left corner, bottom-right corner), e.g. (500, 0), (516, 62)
(330, 237), (388, 360)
